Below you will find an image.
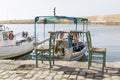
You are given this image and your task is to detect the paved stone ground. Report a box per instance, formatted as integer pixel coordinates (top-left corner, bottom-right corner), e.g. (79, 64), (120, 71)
(0, 60), (120, 80)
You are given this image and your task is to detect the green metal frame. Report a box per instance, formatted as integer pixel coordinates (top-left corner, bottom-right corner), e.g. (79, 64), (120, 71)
(49, 32), (56, 67)
(34, 16), (88, 68)
(36, 33), (55, 68)
(86, 31), (106, 73)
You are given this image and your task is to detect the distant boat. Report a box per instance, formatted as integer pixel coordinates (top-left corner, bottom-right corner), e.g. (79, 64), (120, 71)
(0, 25), (34, 59)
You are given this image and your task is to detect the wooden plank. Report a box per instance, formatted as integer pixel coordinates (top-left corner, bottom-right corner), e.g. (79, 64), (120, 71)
(34, 38), (50, 45)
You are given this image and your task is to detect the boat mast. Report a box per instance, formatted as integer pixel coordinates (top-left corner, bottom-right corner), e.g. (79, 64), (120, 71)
(54, 7), (56, 16)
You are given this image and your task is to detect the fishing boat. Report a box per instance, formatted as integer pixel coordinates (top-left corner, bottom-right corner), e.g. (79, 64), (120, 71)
(33, 16), (88, 61)
(0, 25), (34, 59)
(48, 31), (88, 61)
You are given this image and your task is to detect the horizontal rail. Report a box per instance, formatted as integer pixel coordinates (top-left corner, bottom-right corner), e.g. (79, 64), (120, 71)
(48, 31), (87, 34)
(34, 38), (50, 45)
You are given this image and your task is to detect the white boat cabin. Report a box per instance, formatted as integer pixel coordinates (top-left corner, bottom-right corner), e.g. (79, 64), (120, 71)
(0, 25), (15, 47)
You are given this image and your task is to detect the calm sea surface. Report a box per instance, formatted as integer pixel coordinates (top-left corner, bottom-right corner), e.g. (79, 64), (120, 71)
(4, 24), (120, 62)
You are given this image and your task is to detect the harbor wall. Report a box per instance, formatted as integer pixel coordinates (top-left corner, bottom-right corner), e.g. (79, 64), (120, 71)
(85, 14), (120, 25)
(0, 14), (120, 25)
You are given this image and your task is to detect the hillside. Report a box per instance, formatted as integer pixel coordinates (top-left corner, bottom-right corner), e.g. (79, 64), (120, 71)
(0, 14), (120, 25)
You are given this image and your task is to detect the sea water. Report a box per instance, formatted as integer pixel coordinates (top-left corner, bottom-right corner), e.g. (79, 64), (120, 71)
(4, 24), (120, 62)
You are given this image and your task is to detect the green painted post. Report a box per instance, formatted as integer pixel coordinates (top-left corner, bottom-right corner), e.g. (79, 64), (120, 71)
(88, 31), (92, 66)
(102, 48), (106, 73)
(41, 51), (43, 64)
(52, 34), (55, 65)
(49, 33), (52, 68)
(53, 47), (55, 65)
(34, 17), (39, 68)
(35, 50), (38, 68)
(86, 31), (92, 69)
(104, 48), (106, 67)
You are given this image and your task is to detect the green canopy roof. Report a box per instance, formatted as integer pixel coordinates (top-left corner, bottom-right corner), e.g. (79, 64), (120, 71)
(34, 16), (88, 24)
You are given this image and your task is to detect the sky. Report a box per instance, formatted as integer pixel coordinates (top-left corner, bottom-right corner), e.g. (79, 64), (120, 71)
(0, 0), (120, 20)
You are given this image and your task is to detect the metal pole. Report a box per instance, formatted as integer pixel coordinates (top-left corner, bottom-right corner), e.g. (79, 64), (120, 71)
(76, 22), (77, 31)
(34, 16), (39, 68)
(74, 18), (77, 31)
(86, 21), (88, 31)
(83, 22), (85, 42)
(44, 24), (45, 46)
(53, 7), (56, 31)
(54, 23), (55, 31)
(34, 21), (38, 68)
